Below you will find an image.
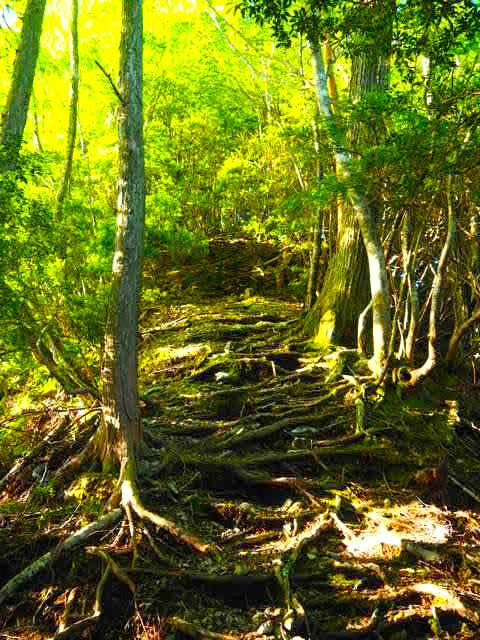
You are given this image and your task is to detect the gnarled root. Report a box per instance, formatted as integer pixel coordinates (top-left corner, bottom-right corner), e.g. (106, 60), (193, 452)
(121, 472), (210, 553)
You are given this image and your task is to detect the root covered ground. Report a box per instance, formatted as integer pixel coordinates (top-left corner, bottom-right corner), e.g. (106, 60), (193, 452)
(1, 293), (480, 639)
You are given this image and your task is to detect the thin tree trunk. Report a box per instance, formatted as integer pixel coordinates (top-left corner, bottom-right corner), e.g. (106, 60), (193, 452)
(470, 210), (480, 285)
(0, 0), (47, 170)
(409, 177), (456, 384)
(305, 120), (324, 312)
(397, 211), (421, 364)
(404, 214), (420, 363)
(447, 306), (480, 365)
(99, 0), (145, 469)
(305, 208), (323, 312)
(32, 93), (43, 152)
(55, 0), (79, 221)
(444, 203), (480, 365)
(358, 300), (373, 354)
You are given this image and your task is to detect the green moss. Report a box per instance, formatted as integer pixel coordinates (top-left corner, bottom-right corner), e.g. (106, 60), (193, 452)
(140, 342), (212, 385)
(313, 309), (336, 348)
(65, 472), (116, 504)
(330, 573), (361, 589)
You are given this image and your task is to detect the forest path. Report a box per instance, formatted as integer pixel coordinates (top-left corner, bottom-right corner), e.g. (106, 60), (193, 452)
(1, 295), (480, 640)
(133, 296), (480, 640)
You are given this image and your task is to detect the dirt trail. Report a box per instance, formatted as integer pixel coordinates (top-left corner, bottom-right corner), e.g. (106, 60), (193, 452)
(1, 296), (480, 639)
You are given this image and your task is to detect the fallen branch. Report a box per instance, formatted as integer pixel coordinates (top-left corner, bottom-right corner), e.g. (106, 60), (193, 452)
(449, 473), (480, 505)
(52, 432), (96, 484)
(0, 415), (70, 492)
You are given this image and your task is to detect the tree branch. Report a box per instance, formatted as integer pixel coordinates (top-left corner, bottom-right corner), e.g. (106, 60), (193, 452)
(94, 60), (125, 104)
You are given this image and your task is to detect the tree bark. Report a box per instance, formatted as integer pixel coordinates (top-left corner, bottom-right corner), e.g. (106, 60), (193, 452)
(99, 0), (145, 468)
(305, 16), (391, 359)
(402, 212), (419, 363)
(0, 0), (47, 170)
(305, 120), (325, 312)
(307, 43), (391, 372)
(55, 0), (79, 221)
(305, 207), (323, 312)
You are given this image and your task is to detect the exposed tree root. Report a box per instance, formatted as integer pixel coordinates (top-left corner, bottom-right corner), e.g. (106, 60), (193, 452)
(273, 512), (331, 637)
(86, 546), (136, 593)
(5, 297), (480, 639)
(168, 616), (271, 640)
(0, 509), (122, 607)
(205, 414), (333, 452)
(121, 475), (210, 553)
(53, 611), (102, 640)
(135, 567), (275, 587)
(55, 586), (79, 636)
(53, 563), (111, 639)
(204, 394), (352, 452)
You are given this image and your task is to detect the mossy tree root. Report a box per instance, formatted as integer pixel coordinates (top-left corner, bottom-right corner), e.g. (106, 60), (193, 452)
(0, 509), (122, 608)
(120, 460), (210, 553)
(168, 616), (250, 640)
(274, 512), (331, 637)
(0, 474), (209, 611)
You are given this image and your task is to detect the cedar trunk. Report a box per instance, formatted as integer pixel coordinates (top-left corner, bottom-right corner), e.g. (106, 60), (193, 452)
(307, 43), (391, 371)
(306, 20), (390, 353)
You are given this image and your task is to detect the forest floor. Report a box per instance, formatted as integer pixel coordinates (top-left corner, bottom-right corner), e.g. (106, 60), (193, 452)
(1, 252), (480, 639)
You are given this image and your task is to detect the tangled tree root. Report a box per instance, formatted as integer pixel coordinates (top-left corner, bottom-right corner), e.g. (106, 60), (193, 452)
(4, 298), (480, 639)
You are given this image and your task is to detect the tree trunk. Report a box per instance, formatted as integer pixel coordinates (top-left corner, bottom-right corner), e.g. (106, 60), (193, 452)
(447, 306), (480, 366)
(304, 212), (369, 347)
(470, 210), (480, 286)
(0, 0), (47, 170)
(304, 44), (370, 347)
(98, 0), (145, 469)
(55, 0), (79, 221)
(409, 177), (456, 384)
(402, 212), (419, 363)
(305, 208), (323, 312)
(305, 20), (390, 359)
(305, 120), (325, 313)
(307, 43), (391, 372)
